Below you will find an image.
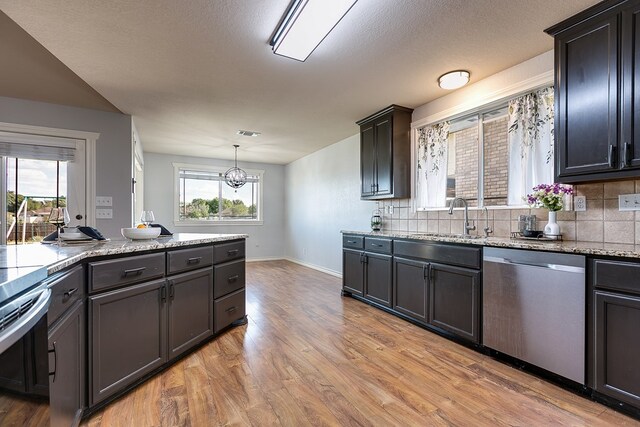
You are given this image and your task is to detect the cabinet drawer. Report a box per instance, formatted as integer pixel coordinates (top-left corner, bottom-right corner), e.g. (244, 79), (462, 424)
(48, 265), (85, 326)
(89, 253), (165, 293)
(213, 240), (245, 264)
(364, 237), (392, 254)
(214, 289), (245, 333)
(343, 235), (364, 249)
(167, 246), (214, 275)
(394, 240), (481, 269)
(593, 258), (640, 295)
(214, 260), (245, 299)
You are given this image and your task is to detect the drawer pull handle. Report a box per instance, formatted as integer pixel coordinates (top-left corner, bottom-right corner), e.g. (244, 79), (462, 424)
(347, 240), (356, 244)
(371, 243), (383, 247)
(227, 249), (239, 256)
(225, 306), (237, 313)
(187, 257), (202, 264)
(123, 267), (146, 276)
(227, 275), (239, 282)
(63, 288), (78, 298)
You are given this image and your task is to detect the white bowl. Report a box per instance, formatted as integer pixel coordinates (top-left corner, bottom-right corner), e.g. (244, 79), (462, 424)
(121, 227), (161, 240)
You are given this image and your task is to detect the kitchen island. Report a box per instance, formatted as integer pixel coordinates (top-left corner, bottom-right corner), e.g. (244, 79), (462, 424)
(0, 233), (248, 426)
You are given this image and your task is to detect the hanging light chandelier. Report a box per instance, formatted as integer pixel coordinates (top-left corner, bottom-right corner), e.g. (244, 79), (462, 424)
(225, 144), (247, 189)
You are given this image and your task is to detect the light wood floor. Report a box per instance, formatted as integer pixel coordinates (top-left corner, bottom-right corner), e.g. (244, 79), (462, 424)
(82, 260), (638, 426)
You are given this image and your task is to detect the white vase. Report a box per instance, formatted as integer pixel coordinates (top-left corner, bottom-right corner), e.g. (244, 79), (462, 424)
(544, 210), (560, 237)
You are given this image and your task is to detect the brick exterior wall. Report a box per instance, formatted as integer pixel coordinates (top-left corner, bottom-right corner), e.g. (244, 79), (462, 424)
(453, 126), (478, 206)
(483, 117), (509, 206)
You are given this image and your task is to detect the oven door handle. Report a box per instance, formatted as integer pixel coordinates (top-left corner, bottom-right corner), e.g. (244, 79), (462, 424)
(0, 286), (51, 355)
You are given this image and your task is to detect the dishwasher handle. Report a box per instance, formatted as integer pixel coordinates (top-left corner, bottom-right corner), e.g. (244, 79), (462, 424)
(483, 256), (585, 274)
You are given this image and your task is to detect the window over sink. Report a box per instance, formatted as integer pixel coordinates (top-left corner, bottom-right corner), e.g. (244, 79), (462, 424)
(173, 163), (263, 225)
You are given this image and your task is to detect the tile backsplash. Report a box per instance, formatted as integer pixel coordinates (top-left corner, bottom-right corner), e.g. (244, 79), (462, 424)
(377, 179), (640, 244)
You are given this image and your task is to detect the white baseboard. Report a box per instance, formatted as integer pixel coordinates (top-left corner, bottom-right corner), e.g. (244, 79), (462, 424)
(246, 256), (284, 262)
(283, 257), (342, 278)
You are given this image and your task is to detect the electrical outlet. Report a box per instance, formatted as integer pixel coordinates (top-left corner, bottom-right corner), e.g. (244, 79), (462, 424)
(387, 205), (394, 215)
(618, 194), (640, 211)
(96, 208), (113, 219)
(574, 196), (587, 212)
(96, 196), (112, 207)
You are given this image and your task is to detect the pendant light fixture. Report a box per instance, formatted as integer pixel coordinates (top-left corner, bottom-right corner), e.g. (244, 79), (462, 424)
(225, 145), (247, 190)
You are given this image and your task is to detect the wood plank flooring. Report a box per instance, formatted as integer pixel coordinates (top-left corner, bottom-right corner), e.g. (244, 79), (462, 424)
(82, 260), (637, 426)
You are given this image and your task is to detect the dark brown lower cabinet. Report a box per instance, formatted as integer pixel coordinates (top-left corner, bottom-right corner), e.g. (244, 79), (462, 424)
(364, 252), (392, 307)
(429, 263), (480, 343)
(594, 291), (640, 406)
(393, 257), (428, 323)
(343, 249), (364, 296)
(49, 300), (84, 427)
(168, 268), (214, 360)
(90, 278), (167, 405)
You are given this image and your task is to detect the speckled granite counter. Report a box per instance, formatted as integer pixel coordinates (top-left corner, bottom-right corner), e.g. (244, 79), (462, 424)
(0, 233), (247, 304)
(341, 230), (640, 259)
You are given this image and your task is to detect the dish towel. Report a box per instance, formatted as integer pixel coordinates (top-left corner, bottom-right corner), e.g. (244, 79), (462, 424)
(149, 223), (173, 236)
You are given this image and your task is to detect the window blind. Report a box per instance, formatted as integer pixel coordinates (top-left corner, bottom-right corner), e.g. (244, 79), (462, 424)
(0, 132), (78, 161)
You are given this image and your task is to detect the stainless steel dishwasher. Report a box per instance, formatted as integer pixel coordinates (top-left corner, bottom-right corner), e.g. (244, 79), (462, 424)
(483, 247), (585, 383)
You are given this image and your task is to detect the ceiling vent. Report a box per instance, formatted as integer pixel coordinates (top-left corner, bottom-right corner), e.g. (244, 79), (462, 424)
(237, 130), (261, 137)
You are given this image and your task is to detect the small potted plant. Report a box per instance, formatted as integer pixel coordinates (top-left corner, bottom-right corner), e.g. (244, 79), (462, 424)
(525, 184), (573, 237)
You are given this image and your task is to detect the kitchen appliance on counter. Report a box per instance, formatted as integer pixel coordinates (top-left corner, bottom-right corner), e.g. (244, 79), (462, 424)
(483, 247), (586, 384)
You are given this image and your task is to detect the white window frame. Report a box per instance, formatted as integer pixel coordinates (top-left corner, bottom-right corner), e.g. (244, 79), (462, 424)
(0, 121), (99, 227)
(173, 162), (264, 226)
(410, 70), (554, 212)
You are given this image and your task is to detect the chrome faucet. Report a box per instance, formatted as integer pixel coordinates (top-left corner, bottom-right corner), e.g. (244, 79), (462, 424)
(482, 206), (493, 238)
(448, 197), (475, 237)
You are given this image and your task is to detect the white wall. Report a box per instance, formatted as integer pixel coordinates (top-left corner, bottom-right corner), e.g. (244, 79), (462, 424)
(143, 152), (285, 260)
(0, 96), (133, 238)
(284, 134), (375, 275)
(413, 50), (554, 126)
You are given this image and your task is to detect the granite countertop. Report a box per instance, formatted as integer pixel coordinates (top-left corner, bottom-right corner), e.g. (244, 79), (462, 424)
(341, 230), (640, 259)
(0, 233), (247, 305)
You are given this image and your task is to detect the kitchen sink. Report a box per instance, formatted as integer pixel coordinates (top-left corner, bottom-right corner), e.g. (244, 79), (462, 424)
(409, 232), (484, 240)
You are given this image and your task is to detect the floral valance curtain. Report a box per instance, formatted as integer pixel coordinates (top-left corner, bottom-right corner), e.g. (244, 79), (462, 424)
(416, 121), (450, 208)
(507, 86), (554, 205)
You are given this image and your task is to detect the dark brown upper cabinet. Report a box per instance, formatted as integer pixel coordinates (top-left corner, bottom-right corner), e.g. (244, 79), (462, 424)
(357, 105), (413, 199)
(546, 0), (640, 183)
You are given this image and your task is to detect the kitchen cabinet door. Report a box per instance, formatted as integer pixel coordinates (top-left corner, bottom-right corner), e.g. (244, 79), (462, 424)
(429, 263), (480, 343)
(49, 300), (84, 427)
(364, 252), (392, 307)
(374, 115), (393, 196)
(342, 249), (364, 296)
(393, 257), (428, 323)
(594, 290), (640, 406)
(360, 123), (376, 197)
(168, 268), (213, 360)
(555, 13), (619, 179)
(622, 1), (640, 170)
(90, 278), (167, 405)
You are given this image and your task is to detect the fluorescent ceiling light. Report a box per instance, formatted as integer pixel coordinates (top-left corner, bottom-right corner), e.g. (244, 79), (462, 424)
(237, 130), (261, 137)
(438, 70), (470, 90)
(270, 0), (358, 62)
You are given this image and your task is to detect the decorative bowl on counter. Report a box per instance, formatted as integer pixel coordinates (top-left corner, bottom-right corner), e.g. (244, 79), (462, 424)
(121, 227), (161, 240)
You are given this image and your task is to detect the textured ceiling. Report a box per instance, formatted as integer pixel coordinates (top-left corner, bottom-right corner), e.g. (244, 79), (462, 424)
(0, 0), (600, 164)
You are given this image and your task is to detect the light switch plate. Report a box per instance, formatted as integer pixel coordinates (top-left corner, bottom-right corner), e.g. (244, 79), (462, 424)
(618, 194), (640, 211)
(96, 208), (113, 219)
(574, 196), (586, 212)
(96, 196), (112, 207)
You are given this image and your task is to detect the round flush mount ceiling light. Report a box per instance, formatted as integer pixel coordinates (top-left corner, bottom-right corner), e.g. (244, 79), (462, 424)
(438, 70), (470, 90)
